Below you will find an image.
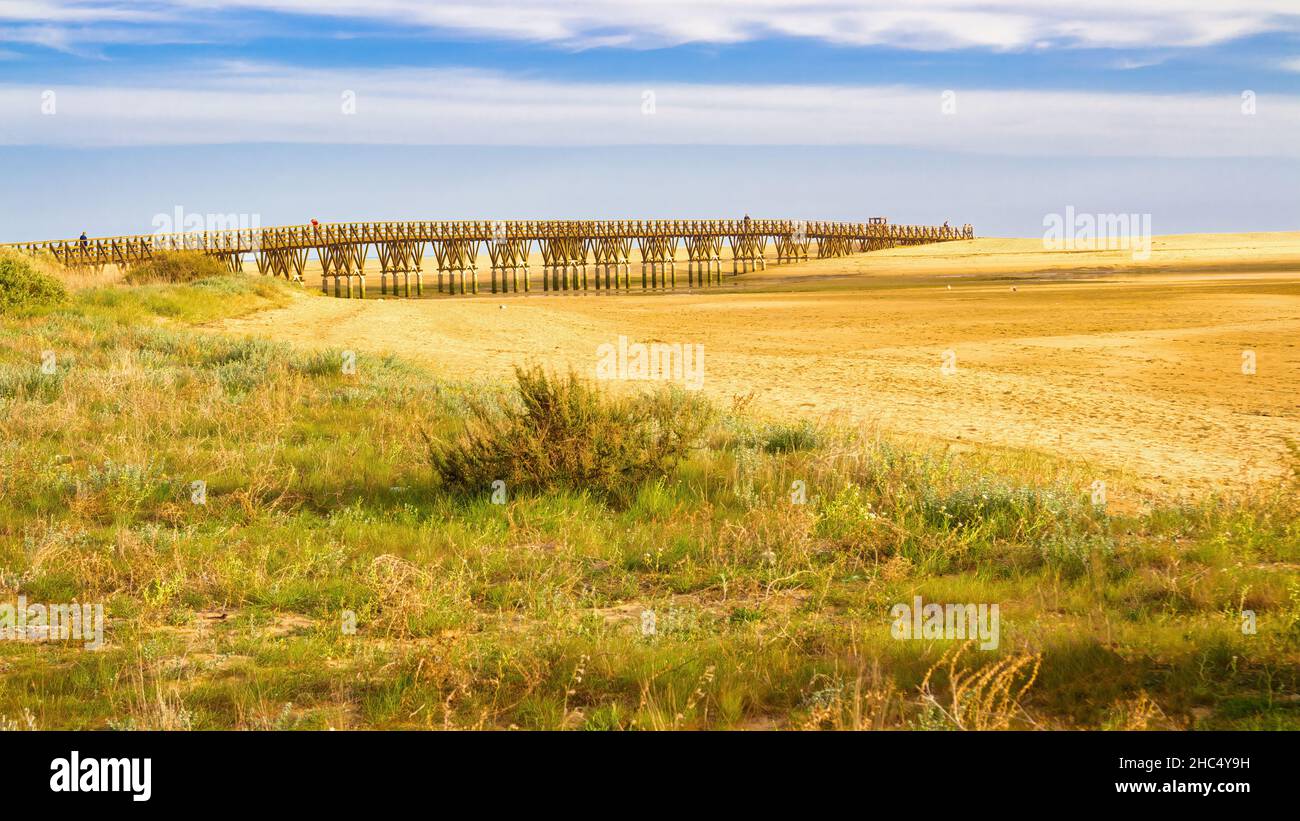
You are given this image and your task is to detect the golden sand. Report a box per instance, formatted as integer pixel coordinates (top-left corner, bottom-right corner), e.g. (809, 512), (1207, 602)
(216, 233), (1300, 499)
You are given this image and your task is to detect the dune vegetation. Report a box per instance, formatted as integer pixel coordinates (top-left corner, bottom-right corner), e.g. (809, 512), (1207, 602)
(0, 265), (1297, 730)
(0, 251), (67, 316)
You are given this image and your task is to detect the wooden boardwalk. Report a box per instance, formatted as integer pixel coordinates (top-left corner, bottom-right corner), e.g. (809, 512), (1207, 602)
(3, 218), (974, 298)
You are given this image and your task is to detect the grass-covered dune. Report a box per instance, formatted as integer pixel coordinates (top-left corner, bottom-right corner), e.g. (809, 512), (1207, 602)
(0, 267), (1297, 730)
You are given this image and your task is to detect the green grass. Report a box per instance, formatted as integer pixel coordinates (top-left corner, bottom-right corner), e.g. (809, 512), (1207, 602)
(0, 274), (1297, 730)
(71, 273), (293, 325)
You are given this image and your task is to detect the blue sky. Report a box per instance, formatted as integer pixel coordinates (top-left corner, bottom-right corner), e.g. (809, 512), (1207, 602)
(2, 1), (1298, 239)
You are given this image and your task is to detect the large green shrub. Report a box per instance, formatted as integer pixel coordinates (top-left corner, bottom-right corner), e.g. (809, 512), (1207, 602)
(429, 365), (714, 501)
(0, 252), (68, 314)
(125, 250), (231, 284)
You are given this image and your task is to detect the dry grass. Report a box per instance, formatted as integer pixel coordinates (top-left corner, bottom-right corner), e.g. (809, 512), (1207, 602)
(5, 249), (127, 291)
(124, 251), (230, 285)
(919, 642), (1042, 730)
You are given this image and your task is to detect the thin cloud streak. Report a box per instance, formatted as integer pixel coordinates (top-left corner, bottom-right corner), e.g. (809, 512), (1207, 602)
(2, 65), (1294, 156)
(3, 1), (1299, 51)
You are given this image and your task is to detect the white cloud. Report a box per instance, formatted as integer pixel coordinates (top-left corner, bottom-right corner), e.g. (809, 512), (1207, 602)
(0, 1), (163, 24)
(1113, 56), (1169, 70)
(3, 63), (1295, 155)
(2, 1), (1299, 51)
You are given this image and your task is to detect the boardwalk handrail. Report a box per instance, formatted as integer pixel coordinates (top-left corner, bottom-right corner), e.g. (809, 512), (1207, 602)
(2, 218), (973, 253)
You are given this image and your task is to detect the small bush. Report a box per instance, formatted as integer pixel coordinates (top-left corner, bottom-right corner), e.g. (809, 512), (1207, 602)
(0, 252), (67, 314)
(816, 483), (878, 545)
(716, 416), (822, 453)
(125, 251), (230, 284)
(1039, 533), (1114, 581)
(759, 420), (822, 453)
(429, 365), (714, 501)
(921, 480), (1087, 541)
(0, 365), (65, 401)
